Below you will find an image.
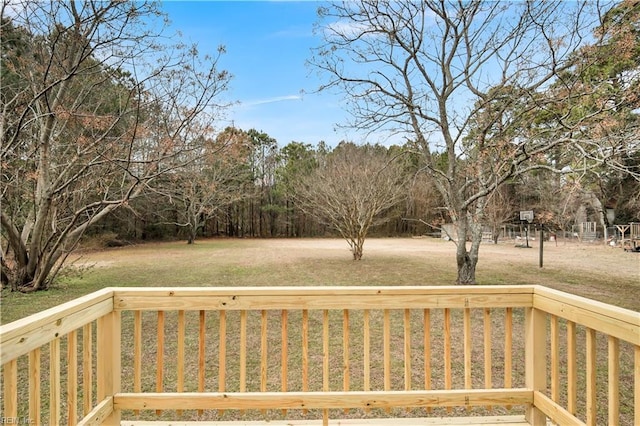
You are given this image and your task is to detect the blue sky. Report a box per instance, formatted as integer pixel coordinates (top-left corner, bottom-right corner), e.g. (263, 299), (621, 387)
(161, 1), (357, 147)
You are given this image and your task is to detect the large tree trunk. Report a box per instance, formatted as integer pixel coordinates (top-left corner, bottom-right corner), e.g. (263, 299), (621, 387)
(455, 214), (483, 285)
(456, 250), (478, 285)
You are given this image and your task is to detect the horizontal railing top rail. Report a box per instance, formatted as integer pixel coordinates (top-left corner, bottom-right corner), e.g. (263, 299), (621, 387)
(113, 285), (535, 310)
(2, 285), (639, 364)
(0, 287), (114, 364)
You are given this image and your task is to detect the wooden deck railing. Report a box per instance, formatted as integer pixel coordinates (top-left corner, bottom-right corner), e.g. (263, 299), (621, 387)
(1, 286), (638, 426)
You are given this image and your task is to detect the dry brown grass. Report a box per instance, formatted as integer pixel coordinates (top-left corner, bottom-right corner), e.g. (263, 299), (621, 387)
(1, 237), (638, 425)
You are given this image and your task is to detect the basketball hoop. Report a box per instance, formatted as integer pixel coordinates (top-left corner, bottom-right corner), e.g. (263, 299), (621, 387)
(520, 210), (534, 223)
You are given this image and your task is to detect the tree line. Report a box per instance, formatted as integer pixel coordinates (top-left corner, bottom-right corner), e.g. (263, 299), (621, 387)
(2, 1), (639, 291)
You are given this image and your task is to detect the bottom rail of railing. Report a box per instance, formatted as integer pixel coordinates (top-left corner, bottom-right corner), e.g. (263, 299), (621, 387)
(120, 415), (531, 425)
(76, 389), (537, 426)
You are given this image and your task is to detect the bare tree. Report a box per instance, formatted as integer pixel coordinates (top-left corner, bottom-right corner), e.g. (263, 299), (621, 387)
(293, 143), (406, 260)
(156, 127), (254, 244)
(484, 185), (517, 244)
(1, 1), (231, 290)
(311, 1), (638, 283)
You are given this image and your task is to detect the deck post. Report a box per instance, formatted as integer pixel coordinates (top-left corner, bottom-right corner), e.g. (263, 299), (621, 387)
(525, 307), (547, 425)
(97, 310), (121, 425)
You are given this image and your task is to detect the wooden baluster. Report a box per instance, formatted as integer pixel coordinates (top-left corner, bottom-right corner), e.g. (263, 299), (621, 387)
(444, 308), (452, 413)
(550, 315), (559, 402)
(608, 336), (620, 426)
(423, 308), (431, 413)
(199, 309), (206, 396)
(383, 309), (391, 391)
(323, 309), (329, 423)
(3, 358), (17, 422)
(635, 345), (640, 426)
(82, 323), (93, 416)
(403, 309), (412, 414)
(156, 310), (165, 416)
(566, 320), (577, 415)
(177, 310), (185, 417)
(67, 330), (78, 425)
(586, 328), (597, 426)
(363, 309), (370, 391)
(302, 309), (309, 414)
(29, 349), (41, 425)
(199, 310), (206, 416)
(504, 307), (513, 410)
(464, 307), (472, 401)
(363, 309), (371, 413)
(218, 310), (227, 416)
(281, 309), (288, 415)
(484, 308), (492, 411)
(50, 338), (61, 426)
(133, 311), (142, 416)
(260, 310), (268, 415)
(240, 309), (247, 416)
(383, 309), (391, 413)
(343, 309), (350, 414)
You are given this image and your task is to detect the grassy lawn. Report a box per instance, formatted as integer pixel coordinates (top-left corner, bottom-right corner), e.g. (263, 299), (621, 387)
(1, 237), (638, 425)
(2, 237), (638, 323)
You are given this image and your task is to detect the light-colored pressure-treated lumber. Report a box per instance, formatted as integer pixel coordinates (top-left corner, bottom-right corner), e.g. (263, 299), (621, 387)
(114, 292), (533, 312)
(343, 309), (350, 395)
(199, 310), (206, 399)
(586, 328), (597, 426)
(114, 388), (532, 411)
(68, 330), (78, 426)
(464, 308), (472, 392)
(403, 308), (411, 392)
(504, 307), (513, 410)
(218, 310), (227, 416)
(96, 311), (121, 425)
(534, 286), (640, 345)
(282, 309), (289, 415)
(133, 311), (142, 416)
(219, 310), (227, 393)
(76, 396), (113, 426)
(566, 320), (577, 415)
(3, 358), (17, 419)
(50, 338), (61, 426)
(83, 323), (93, 416)
(635, 345), (640, 426)
(383, 309), (391, 392)
(323, 310), (329, 392)
(363, 309), (370, 392)
(484, 308), (492, 404)
(1, 291), (113, 364)
(533, 391), (584, 426)
(120, 416), (530, 426)
(239, 310), (247, 393)
(157, 310), (165, 416)
(608, 336), (620, 426)
(29, 348), (41, 425)
(524, 307), (546, 426)
(302, 309), (309, 394)
(5, 285), (638, 426)
(177, 310), (185, 417)
(260, 310), (267, 415)
(550, 315), (559, 402)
